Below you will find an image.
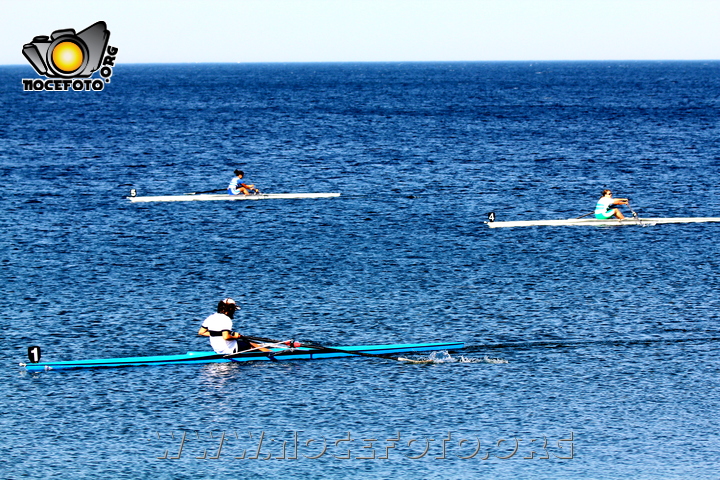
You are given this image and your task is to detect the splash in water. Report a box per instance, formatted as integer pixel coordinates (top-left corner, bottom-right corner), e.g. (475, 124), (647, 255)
(399, 351), (508, 364)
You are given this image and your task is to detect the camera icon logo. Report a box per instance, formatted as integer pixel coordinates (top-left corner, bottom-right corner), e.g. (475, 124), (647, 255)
(22, 21), (110, 78)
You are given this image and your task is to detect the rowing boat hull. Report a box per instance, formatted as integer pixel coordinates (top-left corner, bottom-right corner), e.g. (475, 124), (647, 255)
(486, 217), (720, 228)
(128, 193), (341, 203)
(22, 342), (464, 371)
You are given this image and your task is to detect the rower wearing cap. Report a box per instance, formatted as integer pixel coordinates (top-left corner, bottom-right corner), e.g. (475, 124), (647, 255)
(595, 189), (629, 220)
(198, 298), (252, 354)
(228, 169), (260, 195)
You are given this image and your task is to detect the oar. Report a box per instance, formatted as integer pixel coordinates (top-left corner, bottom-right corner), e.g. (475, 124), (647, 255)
(229, 340), (295, 355)
(224, 339), (297, 362)
(240, 335), (431, 363)
(627, 200), (640, 221)
(575, 212), (594, 219)
(185, 188), (226, 195)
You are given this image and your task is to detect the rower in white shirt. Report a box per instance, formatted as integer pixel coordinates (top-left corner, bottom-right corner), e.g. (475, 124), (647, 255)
(197, 298), (251, 354)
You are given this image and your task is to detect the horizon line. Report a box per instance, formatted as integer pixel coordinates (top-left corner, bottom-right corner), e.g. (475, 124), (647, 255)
(2, 58), (720, 68)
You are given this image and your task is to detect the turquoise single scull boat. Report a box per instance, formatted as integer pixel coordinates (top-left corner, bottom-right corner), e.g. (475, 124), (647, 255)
(21, 342), (464, 371)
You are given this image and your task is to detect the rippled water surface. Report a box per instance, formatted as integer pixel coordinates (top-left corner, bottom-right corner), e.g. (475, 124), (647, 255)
(2, 62), (720, 479)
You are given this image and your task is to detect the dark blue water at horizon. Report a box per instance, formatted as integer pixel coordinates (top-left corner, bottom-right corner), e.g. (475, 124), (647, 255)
(1, 62), (720, 479)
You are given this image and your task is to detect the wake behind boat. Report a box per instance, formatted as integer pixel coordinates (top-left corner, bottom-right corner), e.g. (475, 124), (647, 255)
(485, 216), (720, 228)
(21, 341), (464, 371)
(127, 191), (341, 203)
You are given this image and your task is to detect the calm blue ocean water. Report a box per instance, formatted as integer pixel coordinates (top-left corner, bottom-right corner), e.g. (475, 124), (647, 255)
(1, 61), (720, 479)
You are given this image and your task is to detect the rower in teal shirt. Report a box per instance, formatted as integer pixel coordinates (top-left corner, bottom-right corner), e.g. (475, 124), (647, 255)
(595, 189), (629, 219)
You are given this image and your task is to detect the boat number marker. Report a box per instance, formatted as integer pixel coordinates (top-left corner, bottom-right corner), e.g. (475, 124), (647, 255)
(28, 346), (42, 363)
(487, 212), (496, 222)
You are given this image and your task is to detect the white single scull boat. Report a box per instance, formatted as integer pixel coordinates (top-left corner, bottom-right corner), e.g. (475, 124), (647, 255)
(485, 216), (720, 228)
(128, 192), (341, 203)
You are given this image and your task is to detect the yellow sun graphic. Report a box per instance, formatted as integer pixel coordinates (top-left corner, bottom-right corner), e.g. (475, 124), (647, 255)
(52, 41), (84, 73)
